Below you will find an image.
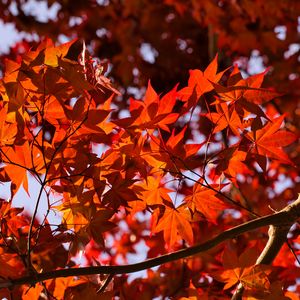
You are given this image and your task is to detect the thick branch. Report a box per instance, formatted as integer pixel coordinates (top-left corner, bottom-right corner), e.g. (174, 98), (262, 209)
(1, 196), (300, 290)
(231, 223), (292, 300)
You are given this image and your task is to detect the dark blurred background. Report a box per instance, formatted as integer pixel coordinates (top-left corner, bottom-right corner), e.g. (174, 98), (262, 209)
(0, 0), (299, 135)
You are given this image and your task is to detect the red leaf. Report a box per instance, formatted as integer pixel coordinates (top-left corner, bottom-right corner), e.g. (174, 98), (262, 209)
(245, 115), (297, 164)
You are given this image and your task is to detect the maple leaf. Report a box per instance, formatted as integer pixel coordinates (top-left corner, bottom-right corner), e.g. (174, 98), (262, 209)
(43, 38), (78, 67)
(116, 81), (178, 132)
(56, 200), (89, 232)
(135, 174), (173, 206)
(0, 103), (19, 147)
(114, 131), (149, 179)
(69, 106), (114, 142)
(178, 54), (227, 102)
(213, 246), (271, 290)
(2, 80), (25, 116)
(214, 148), (250, 179)
(214, 66), (280, 103)
(1, 143), (37, 195)
(0, 31), (299, 299)
(0, 122), (18, 146)
(85, 209), (116, 245)
(213, 264), (271, 290)
(58, 58), (94, 92)
(244, 115), (297, 164)
(0, 201), (27, 237)
(102, 172), (140, 210)
(144, 127), (203, 172)
(154, 203), (194, 248)
(184, 181), (228, 223)
(205, 102), (242, 135)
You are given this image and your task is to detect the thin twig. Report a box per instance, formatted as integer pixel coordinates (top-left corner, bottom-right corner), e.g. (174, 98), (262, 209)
(96, 274), (114, 294)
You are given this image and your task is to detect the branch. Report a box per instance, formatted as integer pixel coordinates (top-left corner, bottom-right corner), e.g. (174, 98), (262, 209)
(231, 218), (293, 300)
(1, 196), (300, 290)
(96, 274), (114, 294)
(26, 93), (93, 267)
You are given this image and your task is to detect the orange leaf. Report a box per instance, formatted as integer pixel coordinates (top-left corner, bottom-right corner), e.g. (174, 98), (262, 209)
(22, 283), (44, 300)
(206, 102), (242, 135)
(185, 181), (227, 223)
(44, 39), (78, 67)
(178, 54), (226, 101)
(0, 122), (18, 146)
(154, 204), (194, 248)
(117, 81), (178, 132)
(215, 148), (250, 179)
(213, 265), (271, 290)
(136, 175), (173, 206)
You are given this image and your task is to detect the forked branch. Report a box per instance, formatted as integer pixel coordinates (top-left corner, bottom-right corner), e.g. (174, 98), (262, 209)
(231, 217), (294, 300)
(1, 195), (299, 290)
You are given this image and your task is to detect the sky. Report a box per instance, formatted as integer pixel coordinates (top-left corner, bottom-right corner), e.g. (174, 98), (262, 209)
(0, 1), (61, 53)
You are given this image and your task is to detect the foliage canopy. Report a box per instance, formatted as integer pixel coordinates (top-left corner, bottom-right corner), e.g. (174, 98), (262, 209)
(0, 1), (299, 299)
